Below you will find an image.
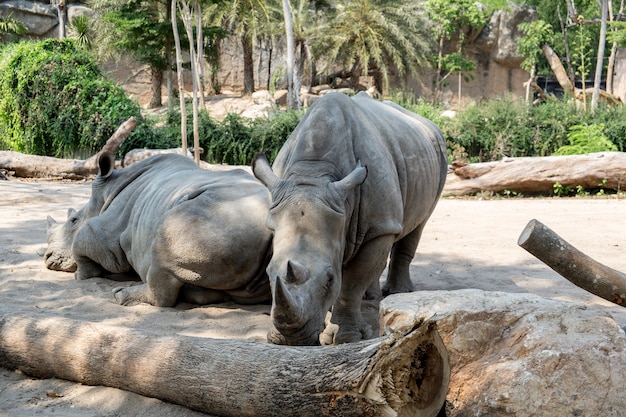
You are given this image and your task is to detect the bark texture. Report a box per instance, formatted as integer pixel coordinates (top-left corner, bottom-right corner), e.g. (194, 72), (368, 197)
(0, 117), (137, 180)
(0, 313), (449, 417)
(444, 152), (626, 196)
(518, 218), (626, 307)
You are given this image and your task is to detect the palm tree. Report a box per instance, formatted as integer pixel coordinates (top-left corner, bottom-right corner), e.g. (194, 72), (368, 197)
(316, 0), (433, 95)
(210, 0), (270, 95)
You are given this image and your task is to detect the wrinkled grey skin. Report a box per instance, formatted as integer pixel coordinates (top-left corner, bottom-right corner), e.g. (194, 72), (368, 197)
(46, 152), (272, 307)
(252, 92), (447, 345)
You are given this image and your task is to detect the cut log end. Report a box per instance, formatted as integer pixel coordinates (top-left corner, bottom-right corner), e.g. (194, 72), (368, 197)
(362, 322), (450, 417)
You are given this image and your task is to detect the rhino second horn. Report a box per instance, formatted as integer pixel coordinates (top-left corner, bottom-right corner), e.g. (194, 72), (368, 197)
(273, 278), (303, 328)
(285, 260), (308, 285)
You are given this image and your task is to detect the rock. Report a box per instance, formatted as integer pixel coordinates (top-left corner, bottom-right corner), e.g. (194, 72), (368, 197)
(66, 4), (92, 22)
(251, 89), (274, 105)
(474, 4), (537, 68)
(273, 89), (288, 105)
(380, 290), (626, 417)
(0, 0), (57, 37)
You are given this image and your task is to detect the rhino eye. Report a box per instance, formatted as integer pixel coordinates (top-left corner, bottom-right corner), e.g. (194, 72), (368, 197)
(324, 272), (335, 291)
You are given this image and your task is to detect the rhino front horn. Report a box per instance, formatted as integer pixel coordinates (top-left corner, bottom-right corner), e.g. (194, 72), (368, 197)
(272, 277), (303, 328)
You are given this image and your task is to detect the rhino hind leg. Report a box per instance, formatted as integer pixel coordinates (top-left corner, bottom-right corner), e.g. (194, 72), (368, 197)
(382, 224), (425, 296)
(323, 235), (395, 345)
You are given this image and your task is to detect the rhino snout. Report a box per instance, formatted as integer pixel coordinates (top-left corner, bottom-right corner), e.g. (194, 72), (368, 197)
(44, 247), (77, 272)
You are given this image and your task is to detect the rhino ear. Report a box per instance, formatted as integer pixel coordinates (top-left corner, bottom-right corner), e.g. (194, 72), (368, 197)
(47, 215), (57, 229)
(252, 153), (280, 191)
(97, 151), (116, 179)
(331, 161), (367, 199)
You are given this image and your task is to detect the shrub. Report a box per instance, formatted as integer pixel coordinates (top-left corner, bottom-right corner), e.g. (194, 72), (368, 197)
(554, 123), (617, 155)
(152, 108), (302, 166)
(0, 39), (152, 157)
(441, 96), (624, 161)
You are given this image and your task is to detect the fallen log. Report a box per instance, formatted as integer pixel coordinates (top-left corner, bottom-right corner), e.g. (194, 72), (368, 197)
(518, 219), (626, 307)
(0, 312), (449, 417)
(444, 152), (626, 196)
(0, 117), (137, 180)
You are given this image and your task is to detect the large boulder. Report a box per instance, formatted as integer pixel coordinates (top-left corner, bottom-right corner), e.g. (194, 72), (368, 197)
(473, 4), (537, 68)
(0, 0), (57, 37)
(381, 290), (626, 417)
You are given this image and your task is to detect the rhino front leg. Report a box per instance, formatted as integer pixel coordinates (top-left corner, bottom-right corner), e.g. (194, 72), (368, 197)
(322, 235), (394, 345)
(382, 224), (424, 296)
(74, 255), (106, 280)
(113, 265), (182, 307)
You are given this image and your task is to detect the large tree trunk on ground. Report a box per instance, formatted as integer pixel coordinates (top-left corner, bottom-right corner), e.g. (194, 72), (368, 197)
(444, 152), (626, 196)
(0, 117), (137, 180)
(0, 313), (449, 417)
(518, 219), (626, 307)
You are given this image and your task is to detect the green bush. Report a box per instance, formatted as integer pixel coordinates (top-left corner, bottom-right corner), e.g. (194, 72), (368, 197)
(0, 39), (153, 157)
(441, 96), (624, 162)
(149, 108), (302, 166)
(555, 123), (617, 155)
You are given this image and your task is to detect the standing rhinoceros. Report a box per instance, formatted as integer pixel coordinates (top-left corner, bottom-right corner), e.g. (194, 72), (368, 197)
(252, 92), (448, 345)
(45, 152), (273, 307)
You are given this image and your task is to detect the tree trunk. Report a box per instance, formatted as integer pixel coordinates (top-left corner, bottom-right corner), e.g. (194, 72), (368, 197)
(0, 313), (449, 417)
(179, 0), (200, 164)
(171, 0), (188, 155)
(242, 28), (255, 95)
(149, 67), (163, 109)
(518, 219), (626, 307)
(56, 1), (65, 39)
(444, 152), (626, 196)
(591, 0), (608, 111)
(606, 0), (625, 95)
(542, 44), (575, 96)
(0, 117), (137, 179)
(282, 0), (297, 110)
(194, 0), (206, 112)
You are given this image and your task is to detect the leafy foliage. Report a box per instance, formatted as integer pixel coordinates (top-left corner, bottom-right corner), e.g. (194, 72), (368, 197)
(440, 96), (623, 162)
(139, 107), (303, 166)
(0, 14), (27, 44)
(517, 20), (553, 72)
(0, 39), (150, 157)
(554, 123), (617, 155)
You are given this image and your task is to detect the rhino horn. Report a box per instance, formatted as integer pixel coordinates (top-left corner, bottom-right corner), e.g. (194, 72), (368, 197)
(285, 260), (308, 285)
(252, 153), (280, 191)
(331, 161), (367, 199)
(273, 277), (303, 328)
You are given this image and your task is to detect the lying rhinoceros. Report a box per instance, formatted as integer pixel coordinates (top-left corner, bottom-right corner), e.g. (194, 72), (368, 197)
(45, 152), (272, 306)
(252, 92), (448, 345)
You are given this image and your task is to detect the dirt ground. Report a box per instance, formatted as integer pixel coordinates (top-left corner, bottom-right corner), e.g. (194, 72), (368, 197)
(1, 178), (625, 416)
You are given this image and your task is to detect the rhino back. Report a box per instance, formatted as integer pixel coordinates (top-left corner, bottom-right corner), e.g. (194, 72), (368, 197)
(272, 92), (447, 260)
(83, 154), (269, 281)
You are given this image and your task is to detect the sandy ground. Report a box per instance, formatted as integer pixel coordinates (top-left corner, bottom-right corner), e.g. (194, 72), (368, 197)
(1, 179), (626, 416)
